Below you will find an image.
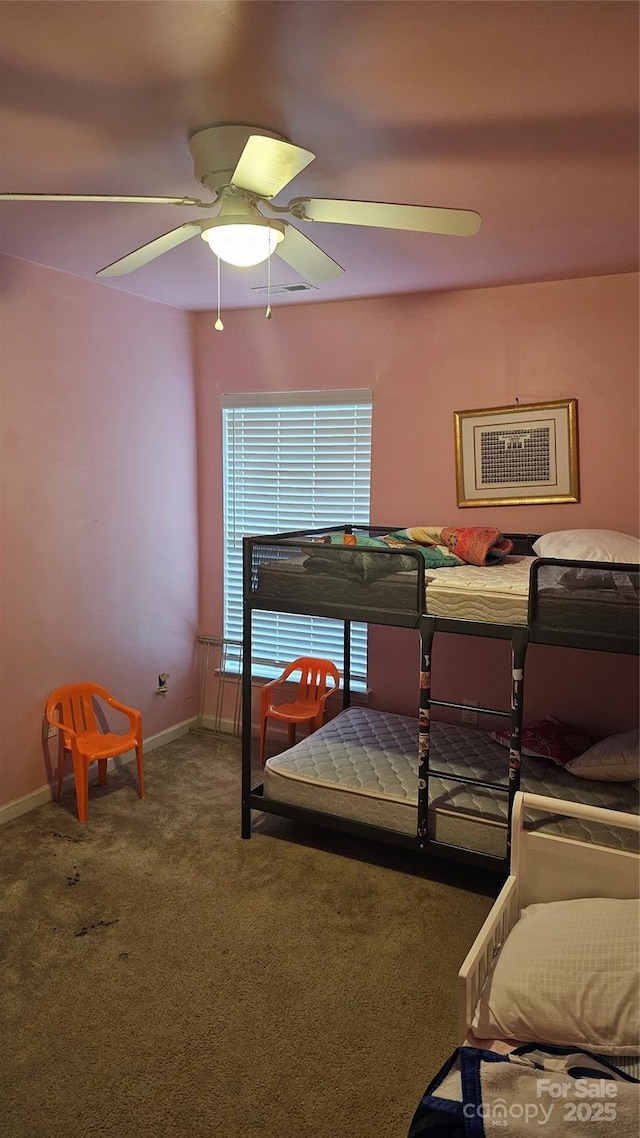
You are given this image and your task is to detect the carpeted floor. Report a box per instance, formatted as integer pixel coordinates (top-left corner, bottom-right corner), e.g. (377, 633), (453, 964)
(0, 731), (499, 1138)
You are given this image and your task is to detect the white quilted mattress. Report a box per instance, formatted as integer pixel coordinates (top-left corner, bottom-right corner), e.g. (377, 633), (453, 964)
(263, 707), (639, 854)
(424, 556), (533, 624)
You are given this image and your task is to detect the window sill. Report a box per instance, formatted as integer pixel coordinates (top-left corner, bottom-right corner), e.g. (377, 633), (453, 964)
(215, 668), (369, 699)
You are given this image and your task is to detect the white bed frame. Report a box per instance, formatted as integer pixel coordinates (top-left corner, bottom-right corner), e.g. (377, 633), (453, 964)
(458, 791), (640, 1042)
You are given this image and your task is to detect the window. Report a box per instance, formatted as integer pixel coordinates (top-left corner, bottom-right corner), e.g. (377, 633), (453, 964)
(221, 390), (372, 685)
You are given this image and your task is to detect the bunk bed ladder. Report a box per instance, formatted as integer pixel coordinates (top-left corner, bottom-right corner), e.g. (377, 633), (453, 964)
(506, 628), (528, 863)
(416, 617), (434, 847)
(417, 617), (529, 869)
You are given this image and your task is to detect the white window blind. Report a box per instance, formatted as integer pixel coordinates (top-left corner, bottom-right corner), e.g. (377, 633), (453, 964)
(221, 390), (372, 683)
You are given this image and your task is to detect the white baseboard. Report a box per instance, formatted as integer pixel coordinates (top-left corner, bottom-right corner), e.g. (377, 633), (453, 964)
(195, 714), (287, 743)
(196, 714), (243, 737)
(143, 717), (198, 752)
(0, 717), (197, 827)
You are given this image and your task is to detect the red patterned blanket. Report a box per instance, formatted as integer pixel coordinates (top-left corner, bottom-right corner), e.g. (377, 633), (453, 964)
(386, 526), (514, 566)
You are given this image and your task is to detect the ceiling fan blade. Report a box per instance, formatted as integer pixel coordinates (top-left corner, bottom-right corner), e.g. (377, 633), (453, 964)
(231, 137), (315, 199)
(96, 222), (202, 277)
(289, 197), (482, 237)
(0, 193), (212, 206)
(276, 223), (344, 284)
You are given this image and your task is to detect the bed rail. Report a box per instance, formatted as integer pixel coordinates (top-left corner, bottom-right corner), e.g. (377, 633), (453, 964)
(457, 875), (519, 1043)
(528, 557), (639, 653)
(511, 792), (640, 908)
(244, 526), (428, 628)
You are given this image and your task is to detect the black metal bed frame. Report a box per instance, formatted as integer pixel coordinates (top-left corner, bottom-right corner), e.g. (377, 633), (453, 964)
(240, 525), (639, 873)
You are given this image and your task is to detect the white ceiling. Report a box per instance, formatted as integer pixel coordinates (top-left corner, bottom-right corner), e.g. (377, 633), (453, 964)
(0, 0), (638, 311)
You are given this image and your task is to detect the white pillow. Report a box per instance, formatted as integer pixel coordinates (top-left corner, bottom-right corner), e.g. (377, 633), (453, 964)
(532, 529), (640, 563)
(565, 728), (639, 782)
(472, 898), (639, 1055)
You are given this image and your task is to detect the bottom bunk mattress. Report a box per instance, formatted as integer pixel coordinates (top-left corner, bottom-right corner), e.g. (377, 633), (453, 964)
(262, 707), (639, 858)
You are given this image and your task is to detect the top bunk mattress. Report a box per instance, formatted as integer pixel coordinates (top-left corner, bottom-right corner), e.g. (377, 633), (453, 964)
(424, 557), (532, 623)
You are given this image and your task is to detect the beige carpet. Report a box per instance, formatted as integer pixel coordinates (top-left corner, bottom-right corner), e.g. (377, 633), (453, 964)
(0, 731), (498, 1138)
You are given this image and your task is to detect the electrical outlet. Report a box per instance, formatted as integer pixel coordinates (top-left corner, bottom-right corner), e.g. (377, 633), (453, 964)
(47, 723), (58, 739)
(462, 701), (478, 726)
(156, 672), (170, 693)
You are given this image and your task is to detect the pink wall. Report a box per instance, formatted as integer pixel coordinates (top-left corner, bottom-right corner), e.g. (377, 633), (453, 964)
(5, 260), (634, 814)
(0, 256), (200, 807)
(195, 272), (639, 739)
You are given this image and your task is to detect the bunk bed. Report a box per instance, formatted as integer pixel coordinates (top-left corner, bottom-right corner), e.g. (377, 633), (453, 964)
(241, 525), (639, 872)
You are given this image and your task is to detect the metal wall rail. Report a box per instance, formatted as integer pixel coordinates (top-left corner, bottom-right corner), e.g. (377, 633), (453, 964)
(197, 635), (243, 735)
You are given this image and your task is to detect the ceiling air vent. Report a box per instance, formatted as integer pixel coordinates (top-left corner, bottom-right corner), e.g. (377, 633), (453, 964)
(251, 282), (318, 295)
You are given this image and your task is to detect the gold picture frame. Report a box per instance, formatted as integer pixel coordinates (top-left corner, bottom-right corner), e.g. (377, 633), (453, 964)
(454, 399), (579, 508)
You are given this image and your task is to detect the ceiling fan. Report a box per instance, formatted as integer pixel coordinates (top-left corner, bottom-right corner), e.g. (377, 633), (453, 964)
(0, 124), (482, 284)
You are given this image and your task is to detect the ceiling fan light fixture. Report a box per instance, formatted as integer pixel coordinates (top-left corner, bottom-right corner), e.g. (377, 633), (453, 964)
(200, 216), (284, 268)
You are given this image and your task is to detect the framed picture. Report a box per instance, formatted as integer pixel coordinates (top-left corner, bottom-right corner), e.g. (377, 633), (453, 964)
(454, 399), (579, 507)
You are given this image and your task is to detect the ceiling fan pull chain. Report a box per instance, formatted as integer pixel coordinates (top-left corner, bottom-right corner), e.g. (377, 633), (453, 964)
(215, 255), (224, 331)
(265, 230), (272, 320)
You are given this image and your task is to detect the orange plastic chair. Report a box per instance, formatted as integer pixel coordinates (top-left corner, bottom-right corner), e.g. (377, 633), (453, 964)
(46, 682), (144, 823)
(259, 657), (340, 764)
